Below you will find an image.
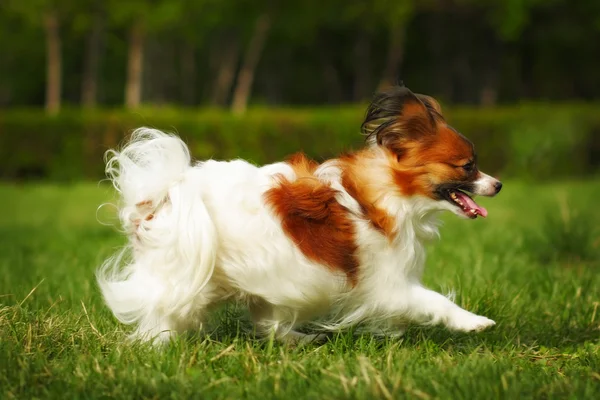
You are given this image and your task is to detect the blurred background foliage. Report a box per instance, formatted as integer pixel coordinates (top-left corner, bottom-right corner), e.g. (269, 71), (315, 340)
(0, 0), (599, 180)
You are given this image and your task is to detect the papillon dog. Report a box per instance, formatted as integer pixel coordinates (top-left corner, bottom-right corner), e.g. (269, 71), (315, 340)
(98, 85), (502, 345)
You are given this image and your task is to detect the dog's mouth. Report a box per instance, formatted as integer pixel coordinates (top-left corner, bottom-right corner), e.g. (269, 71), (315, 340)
(439, 187), (488, 219)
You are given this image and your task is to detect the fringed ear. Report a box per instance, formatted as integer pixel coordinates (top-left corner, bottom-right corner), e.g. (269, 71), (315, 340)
(362, 85), (444, 154)
(415, 94), (443, 114)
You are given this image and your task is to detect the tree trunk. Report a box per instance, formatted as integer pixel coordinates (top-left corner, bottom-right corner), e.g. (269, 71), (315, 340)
(180, 42), (196, 105)
(81, 4), (104, 108)
(479, 79), (498, 107)
(211, 33), (240, 107)
(125, 22), (144, 108)
(44, 11), (61, 115)
(377, 25), (406, 91)
(352, 33), (371, 102)
(231, 14), (270, 115)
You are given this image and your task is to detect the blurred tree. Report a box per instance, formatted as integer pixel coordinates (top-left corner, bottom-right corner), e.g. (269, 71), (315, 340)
(203, 0), (245, 107)
(171, 0), (226, 106)
(337, 1), (375, 101)
(43, 9), (60, 114)
(2, 0), (600, 107)
(373, 0), (415, 91)
(210, 30), (240, 107)
(6, 0), (79, 114)
(231, 3), (272, 115)
(107, 0), (184, 108)
(266, 0), (341, 103)
(79, 0), (105, 108)
(461, 0), (543, 105)
(330, 0), (416, 100)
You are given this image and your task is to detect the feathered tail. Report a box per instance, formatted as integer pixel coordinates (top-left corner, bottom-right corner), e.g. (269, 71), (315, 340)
(97, 128), (217, 340)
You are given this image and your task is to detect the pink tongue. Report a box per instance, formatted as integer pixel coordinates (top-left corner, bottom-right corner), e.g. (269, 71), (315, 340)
(455, 191), (488, 217)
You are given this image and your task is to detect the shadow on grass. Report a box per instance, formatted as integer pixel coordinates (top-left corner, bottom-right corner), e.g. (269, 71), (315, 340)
(166, 307), (600, 356)
(91, 290), (599, 356)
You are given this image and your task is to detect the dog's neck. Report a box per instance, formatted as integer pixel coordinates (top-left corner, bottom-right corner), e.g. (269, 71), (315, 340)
(330, 147), (442, 244)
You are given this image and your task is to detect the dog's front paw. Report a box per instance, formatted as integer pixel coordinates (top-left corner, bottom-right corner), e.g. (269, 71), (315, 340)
(449, 313), (496, 332)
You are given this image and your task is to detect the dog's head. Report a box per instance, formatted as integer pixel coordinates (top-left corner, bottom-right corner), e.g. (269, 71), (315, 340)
(362, 85), (502, 219)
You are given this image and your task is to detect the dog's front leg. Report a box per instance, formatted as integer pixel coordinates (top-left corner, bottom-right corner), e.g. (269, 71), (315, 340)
(407, 285), (495, 332)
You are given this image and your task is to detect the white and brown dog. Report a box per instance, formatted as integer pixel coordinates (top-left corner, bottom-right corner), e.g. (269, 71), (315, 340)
(98, 85), (502, 345)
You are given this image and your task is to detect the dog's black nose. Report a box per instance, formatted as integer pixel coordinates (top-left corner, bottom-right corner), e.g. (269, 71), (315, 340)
(494, 181), (503, 193)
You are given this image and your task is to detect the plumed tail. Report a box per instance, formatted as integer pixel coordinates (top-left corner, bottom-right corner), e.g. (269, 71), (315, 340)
(104, 128), (191, 229)
(97, 128), (217, 334)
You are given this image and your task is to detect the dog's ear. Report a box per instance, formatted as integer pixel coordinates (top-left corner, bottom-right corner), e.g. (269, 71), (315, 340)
(415, 94), (442, 114)
(362, 86), (444, 154)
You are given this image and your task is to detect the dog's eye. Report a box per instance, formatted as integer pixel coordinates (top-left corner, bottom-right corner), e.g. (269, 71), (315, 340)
(462, 162), (474, 172)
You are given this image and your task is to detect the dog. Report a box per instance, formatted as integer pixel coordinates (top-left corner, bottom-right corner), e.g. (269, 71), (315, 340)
(98, 85), (502, 345)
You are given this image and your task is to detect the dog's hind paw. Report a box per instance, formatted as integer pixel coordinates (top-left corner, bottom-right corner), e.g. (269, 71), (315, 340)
(278, 331), (329, 346)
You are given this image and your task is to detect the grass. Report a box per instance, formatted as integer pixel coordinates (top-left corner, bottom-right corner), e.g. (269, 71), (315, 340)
(1, 179), (599, 399)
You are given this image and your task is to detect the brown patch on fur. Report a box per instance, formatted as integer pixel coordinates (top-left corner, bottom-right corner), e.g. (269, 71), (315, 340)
(266, 154), (359, 285)
(134, 200), (156, 224)
(391, 168), (428, 197)
(287, 152), (319, 177)
(339, 152), (397, 240)
(342, 173), (396, 238)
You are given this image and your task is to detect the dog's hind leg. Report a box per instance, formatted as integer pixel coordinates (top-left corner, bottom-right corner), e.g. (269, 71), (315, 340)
(128, 294), (215, 346)
(248, 298), (327, 345)
(361, 319), (408, 338)
(129, 313), (178, 345)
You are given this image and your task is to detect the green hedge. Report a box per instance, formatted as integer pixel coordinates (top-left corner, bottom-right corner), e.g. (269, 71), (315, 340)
(1, 104), (599, 181)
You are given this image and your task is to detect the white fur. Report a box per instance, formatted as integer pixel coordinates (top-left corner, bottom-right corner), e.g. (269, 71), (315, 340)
(97, 128), (495, 345)
(473, 171), (502, 196)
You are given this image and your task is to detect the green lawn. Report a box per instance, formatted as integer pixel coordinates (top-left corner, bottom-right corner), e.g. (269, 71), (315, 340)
(1, 180), (599, 399)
